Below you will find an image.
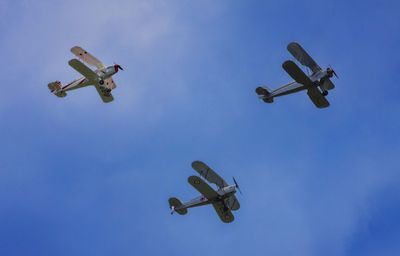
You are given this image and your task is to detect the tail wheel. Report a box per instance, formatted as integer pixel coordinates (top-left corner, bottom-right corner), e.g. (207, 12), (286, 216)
(99, 80), (104, 85)
(322, 90), (329, 96)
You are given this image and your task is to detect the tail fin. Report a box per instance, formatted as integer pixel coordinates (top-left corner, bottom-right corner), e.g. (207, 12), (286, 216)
(168, 197), (187, 215)
(256, 86), (273, 103)
(48, 81), (67, 97)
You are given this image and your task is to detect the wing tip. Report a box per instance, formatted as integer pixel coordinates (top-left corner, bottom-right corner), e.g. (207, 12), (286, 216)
(70, 45), (82, 51)
(222, 215), (234, 223)
(191, 160), (206, 170)
(68, 58), (84, 69)
(282, 60), (299, 73)
(287, 41), (301, 50)
(317, 102), (330, 109)
(282, 59), (296, 67)
(101, 96), (114, 103)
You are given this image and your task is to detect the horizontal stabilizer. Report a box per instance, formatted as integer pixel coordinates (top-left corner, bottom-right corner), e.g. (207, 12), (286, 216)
(48, 81), (66, 97)
(256, 86), (273, 103)
(168, 197), (187, 215)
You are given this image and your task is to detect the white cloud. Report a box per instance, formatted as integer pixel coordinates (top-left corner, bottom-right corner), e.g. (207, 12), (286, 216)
(0, 0), (201, 120)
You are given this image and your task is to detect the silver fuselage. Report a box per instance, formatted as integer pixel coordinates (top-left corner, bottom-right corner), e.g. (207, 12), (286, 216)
(270, 69), (333, 98)
(61, 66), (118, 92)
(176, 185), (237, 210)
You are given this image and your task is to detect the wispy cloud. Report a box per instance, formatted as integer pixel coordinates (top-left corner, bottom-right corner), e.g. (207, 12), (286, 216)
(1, 1), (400, 256)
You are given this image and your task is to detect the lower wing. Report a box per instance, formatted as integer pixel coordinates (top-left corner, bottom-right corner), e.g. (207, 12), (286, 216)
(307, 87), (330, 108)
(188, 176), (218, 200)
(68, 59), (99, 81)
(225, 195), (240, 211)
(94, 84), (114, 103)
(212, 201), (234, 223)
(321, 78), (335, 90)
(94, 78), (116, 103)
(104, 77), (117, 90)
(282, 60), (313, 87)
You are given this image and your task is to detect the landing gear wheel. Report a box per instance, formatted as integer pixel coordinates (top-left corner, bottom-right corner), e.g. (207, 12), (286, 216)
(99, 80), (104, 85)
(322, 90), (329, 96)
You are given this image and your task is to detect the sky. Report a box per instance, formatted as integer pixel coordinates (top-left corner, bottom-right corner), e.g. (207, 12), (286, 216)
(1, 0), (400, 255)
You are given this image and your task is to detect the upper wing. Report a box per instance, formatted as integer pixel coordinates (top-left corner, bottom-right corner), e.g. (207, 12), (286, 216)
(225, 195), (240, 211)
(307, 87), (330, 108)
(68, 59), (99, 81)
(188, 176), (218, 200)
(282, 60), (313, 87)
(104, 77), (117, 90)
(287, 42), (321, 73)
(191, 161), (228, 189)
(212, 201), (234, 223)
(71, 46), (105, 70)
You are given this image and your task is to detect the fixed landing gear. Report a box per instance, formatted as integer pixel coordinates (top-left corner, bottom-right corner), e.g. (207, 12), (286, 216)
(104, 88), (111, 96)
(322, 90), (329, 96)
(99, 83), (111, 96)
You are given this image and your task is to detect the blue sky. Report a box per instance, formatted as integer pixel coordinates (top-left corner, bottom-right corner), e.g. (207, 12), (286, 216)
(1, 0), (400, 255)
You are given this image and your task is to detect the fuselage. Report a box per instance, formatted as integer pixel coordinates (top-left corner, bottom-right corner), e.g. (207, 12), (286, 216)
(62, 65), (120, 92)
(178, 185), (237, 210)
(271, 68), (334, 98)
(96, 65), (119, 80)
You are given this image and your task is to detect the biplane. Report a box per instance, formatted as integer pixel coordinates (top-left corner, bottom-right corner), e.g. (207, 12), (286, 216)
(256, 42), (338, 108)
(169, 161), (241, 223)
(48, 46), (123, 103)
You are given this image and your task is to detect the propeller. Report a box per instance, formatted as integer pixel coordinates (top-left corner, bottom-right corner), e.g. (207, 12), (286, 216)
(328, 65), (338, 79)
(113, 63), (124, 71)
(233, 177), (242, 195)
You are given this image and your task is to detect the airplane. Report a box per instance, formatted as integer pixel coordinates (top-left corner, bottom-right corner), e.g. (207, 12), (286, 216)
(48, 46), (123, 103)
(256, 42), (338, 108)
(169, 161), (241, 223)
